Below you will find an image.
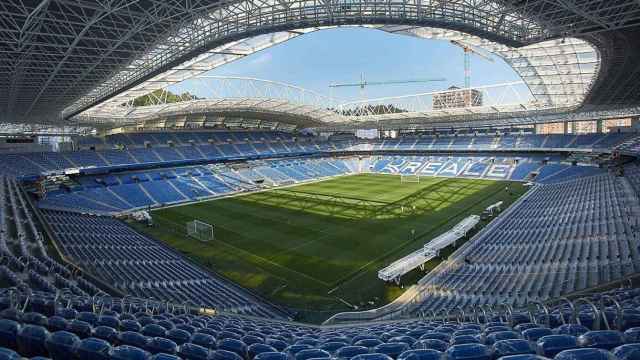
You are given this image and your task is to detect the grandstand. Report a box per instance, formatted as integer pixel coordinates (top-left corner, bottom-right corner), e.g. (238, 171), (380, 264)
(2, 1), (640, 359)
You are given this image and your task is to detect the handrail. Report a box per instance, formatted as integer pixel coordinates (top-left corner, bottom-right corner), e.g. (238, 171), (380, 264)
(531, 301), (551, 328)
(574, 298), (601, 331)
(558, 297), (575, 325)
(599, 295), (622, 330)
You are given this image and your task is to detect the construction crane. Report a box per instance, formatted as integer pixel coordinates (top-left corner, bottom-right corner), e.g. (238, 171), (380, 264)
(329, 75), (446, 89)
(450, 40), (494, 89)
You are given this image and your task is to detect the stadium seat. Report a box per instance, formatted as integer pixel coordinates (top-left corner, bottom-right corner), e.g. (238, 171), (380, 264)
(146, 337), (178, 355)
(177, 342), (211, 360)
(74, 337), (112, 360)
(45, 331), (80, 360)
(612, 343), (640, 360)
(444, 343), (492, 360)
(492, 339), (536, 358)
(109, 345), (151, 360)
(553, 348), (616, 360)
(577, 331), (626, 350)
(16, 324), (50, 357)
(536, 335), (578, 358)
(397, 349), (444, 360)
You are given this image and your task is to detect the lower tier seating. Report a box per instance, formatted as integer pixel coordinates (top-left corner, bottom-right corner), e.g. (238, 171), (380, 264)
(0, 286), (640, 359)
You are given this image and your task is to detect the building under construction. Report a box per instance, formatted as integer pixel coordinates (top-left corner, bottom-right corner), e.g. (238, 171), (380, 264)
(432, 86), (483, 110)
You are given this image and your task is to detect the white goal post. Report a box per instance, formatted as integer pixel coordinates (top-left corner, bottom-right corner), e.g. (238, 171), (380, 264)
(187, 220), (214, 242)
(400, 174), (420, 183)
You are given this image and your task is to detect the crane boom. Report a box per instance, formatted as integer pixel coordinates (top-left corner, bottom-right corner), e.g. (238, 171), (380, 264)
(329, 78), (446, 88)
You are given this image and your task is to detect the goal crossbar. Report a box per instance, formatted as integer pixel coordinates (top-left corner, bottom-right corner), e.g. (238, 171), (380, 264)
(187, 220), (214, 242)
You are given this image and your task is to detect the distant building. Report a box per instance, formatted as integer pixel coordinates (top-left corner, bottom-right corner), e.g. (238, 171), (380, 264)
(433, 86), (483, 110)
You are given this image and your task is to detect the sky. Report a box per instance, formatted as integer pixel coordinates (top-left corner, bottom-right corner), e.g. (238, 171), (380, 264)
(169, 27), (526, 104)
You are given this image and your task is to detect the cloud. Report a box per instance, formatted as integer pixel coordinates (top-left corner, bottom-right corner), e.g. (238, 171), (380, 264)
(249, 52), (273, 66)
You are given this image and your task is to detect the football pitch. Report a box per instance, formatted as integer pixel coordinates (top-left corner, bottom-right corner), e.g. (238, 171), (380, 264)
(133, 173), (527, 322)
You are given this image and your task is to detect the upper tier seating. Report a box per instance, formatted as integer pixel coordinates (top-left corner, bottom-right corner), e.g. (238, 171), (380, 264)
(0, 131), (634, 179)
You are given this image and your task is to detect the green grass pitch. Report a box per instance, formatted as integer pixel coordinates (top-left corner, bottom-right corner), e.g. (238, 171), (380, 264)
(132, 173), (527, 322)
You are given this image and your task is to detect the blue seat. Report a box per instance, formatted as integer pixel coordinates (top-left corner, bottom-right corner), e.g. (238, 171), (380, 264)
(321, 341), (347, 354)
(109, 344), (151, 360)
(536, 335), (578, 358)
(553, 324), (589, 336)
(150, 354), (181, 360)
(166, 329), (191, 346)
(46, 316), (68, 333)
(178, 342), (210, 360)
(94, 326), (119, 343)
(45, 330), (80, 360)
(484, 326), (511, 335)
(77, 312), (99, 326)
(75, 337), (112, 360)
(514, 324), (542, 333)
(254, 352), (288, 360)
(355, 339), (384, 349)
(68, 320), (93, 338)
(17, 324), (50, 357)
(266, 339), (287, 351)
(496, 356), (551, 360)
(0, 319), (20, 349)
(0, 347), (20, 360)
(612, 343), (640, 360)
(121, 320), (142, 333)
(374, 342), (410, 358)
(577, 330), (625, 350)
(486, 331), (521, 346)
(141, 324), (166, 338)
(285, 344), (313, 357)
(492, 339), (535, 358)
(243, 335), (265, 346)
(453, 330), (480, 337)
(351, 354), (393, 360)
(522, 328), (553, 342)
(554, 348), (615, 360)
(22, 312), (48, 327)
(118, 331), (150, 349)
(412, 339), (448, 352)
(248, 343), (277, 359)
(445, 344), (491, 360)
(397, 349), (443, 360)
(97, 316), (120, 329)
(145, 337), (178, 355)
(218, 338), (247, 358)
(624, 328), (640, 343)
(420, 333), (450, 343)
(210, 349), (246, 360)
(388, 336), (416, 346)
(295, 348), (331, 360)
(336, 345), (369, 359)
(191, 333), (217, 350)
(451, 335), (480, 346)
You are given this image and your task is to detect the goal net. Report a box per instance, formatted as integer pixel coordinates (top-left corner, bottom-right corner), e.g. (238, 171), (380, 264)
(187, 220), (214, 242)
(400, 174), (420, 183)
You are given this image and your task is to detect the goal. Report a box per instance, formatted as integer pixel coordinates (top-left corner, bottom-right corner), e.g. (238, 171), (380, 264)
(400, 174), (420, 183)
(187, 220), (214, 242)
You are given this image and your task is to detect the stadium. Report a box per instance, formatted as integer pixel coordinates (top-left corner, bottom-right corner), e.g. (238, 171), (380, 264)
(2, 1), (640, 359)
